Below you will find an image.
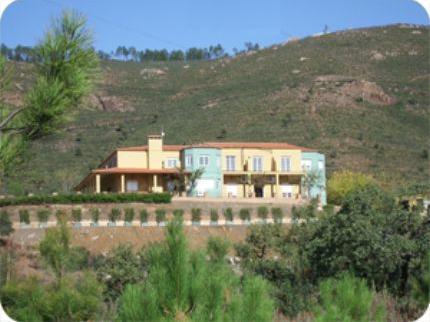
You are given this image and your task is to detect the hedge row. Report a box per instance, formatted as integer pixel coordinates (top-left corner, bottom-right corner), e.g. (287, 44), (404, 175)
(0, 193), (172, 207)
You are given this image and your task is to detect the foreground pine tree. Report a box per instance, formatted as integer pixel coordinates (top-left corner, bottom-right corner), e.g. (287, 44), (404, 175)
(117, 218), (274, 321)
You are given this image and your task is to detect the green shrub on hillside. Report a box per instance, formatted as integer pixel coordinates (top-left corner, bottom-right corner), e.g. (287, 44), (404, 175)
(327, 170), (375, 205)
(207, 236), (229, 262)
(55, 209), (67, 222)
(223, 208), (234, 222)
(124, 208), (135, 223)
(116, 218), (274, 321)
(0, 193), (172, 207)
(19, 210), (30, 224)
(313, 274), (386, 322)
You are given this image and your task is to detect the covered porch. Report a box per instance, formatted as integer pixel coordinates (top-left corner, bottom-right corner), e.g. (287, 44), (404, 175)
(76, 168), (185, 194)
(222, 172), (304, 199)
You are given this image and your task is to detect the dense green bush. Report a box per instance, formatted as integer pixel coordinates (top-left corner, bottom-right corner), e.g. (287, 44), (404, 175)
(271, 207), (283, 223)
(155, 209), (166, 224)
(71, 208), (82, 222)
(210, 208), (219, 222)
(37, 209), (50, 223)
(90, 208), (100, 223)
(223, 207), (234, 222)
(313, 274), (386, 322)
(239, 208), (251, 222)
(139, 209), (149, 223)
(109, 208), (121, 223)
(124, 208), (135, 223)
(95, 244), (145, 300)
(116, 218), (274, 321)
(19, 210), (30, 224)
(191, 208), (201, 222)
(0, 192), (172, 207)
(172, 209), (184, 219)
(207, 236), (229, 262)
(1, 273), (104, 322)
(257, 206), (269, 221)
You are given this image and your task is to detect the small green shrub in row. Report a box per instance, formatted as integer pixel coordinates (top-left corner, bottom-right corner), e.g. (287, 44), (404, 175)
(19, 210), (30, 224)
(191, 208), (201, 222)
(0, 192), (172, 207)
(223, 208), (234, 222)
(239, 208), (251, 222)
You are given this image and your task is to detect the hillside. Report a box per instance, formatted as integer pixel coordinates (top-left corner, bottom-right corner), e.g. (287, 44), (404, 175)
(4, 24), (430, 195)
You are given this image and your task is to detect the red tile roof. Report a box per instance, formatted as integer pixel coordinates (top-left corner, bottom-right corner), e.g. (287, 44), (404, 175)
(190, 142), (315, 151)
(93, 167), (186, 174)
(116, 142), (314, 152)
(117, 145), (185, 151)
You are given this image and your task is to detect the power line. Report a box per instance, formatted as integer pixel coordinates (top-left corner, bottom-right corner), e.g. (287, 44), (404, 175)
(41, 0), (189, 50)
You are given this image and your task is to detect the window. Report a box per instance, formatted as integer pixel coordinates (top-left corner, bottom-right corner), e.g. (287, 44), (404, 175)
(166, 158), (178, 168)
(301, 159), (312, 171)
(199, 155), (209, 167)
(126, 180), (138, 192)
(226, 155), (236, 171)
(318, 160), (324, 170)
(185, 155), (193, 168)
(253, 156), (263, 172)
(281, 156), (291, 172)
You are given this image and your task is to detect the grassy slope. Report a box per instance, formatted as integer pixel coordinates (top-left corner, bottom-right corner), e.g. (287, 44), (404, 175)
(6, 24), (430, 194)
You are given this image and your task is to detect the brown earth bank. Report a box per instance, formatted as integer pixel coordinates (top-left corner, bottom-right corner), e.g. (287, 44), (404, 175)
(11, 225), (260, 254)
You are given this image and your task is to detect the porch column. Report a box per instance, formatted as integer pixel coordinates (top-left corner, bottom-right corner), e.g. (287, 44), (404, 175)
(95, 174), (101, 194)
(153, 174), (158, 187)
(120, 174), (125, 193)
(275, 174), (279, 198)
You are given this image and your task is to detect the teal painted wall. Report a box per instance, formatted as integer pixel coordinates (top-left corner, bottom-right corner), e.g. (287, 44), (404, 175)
(183, 148), (222, 197)
(301, 152), (327, 205)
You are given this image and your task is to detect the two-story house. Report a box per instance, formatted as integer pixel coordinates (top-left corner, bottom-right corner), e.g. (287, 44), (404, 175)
(75, 134), (327, 204)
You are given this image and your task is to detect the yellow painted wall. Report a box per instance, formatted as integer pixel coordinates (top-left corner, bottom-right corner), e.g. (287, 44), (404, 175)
(162, 151), (181, 168)
(117, 151), (148, 168)
(220, 148), (302, 173)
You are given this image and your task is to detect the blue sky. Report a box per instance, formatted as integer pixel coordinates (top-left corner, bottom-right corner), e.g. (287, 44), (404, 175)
(1, 0), (428, 53)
